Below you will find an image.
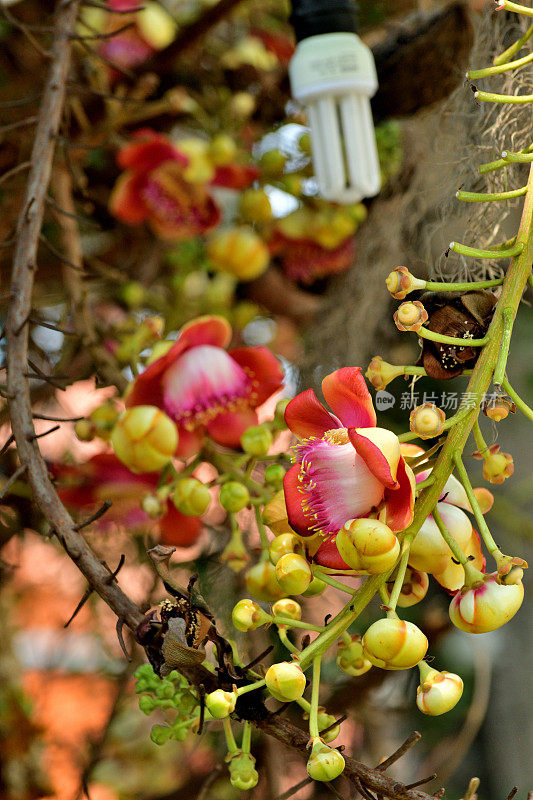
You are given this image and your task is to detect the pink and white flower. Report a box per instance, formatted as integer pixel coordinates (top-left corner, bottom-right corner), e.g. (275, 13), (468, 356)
(126, 316), (284, 457)
(282, 368), (416, 568)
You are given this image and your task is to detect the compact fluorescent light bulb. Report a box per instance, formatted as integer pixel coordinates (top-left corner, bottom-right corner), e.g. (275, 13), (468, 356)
(288, 0), (380, 204)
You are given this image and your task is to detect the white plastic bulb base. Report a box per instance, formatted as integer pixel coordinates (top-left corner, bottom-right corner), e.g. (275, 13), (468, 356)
(289, 32), (380, 204)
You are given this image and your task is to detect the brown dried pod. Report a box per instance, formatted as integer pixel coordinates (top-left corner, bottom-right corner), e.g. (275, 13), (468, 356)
(416, 290), (497, 379)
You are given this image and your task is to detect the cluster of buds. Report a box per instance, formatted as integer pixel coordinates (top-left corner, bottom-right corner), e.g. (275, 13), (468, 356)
(134, 664), (200, 743)
(74, 400), (120, 442)
(111, 406), (178, 474)
(207, 226), (270, 281)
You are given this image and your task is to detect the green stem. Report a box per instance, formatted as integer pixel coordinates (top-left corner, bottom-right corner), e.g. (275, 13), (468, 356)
(272, 617), (325, 632)
(278, 627), (299, 654)
(467, 49), (533, 78)
(502, 150), (533, 163)
(449, 240), (524, 259)
(254, 504), (270, 552)
(475, 90), (533, 105)
(456, 186), (528, 202)
(493, 308), (514, 386)
(452, 453), (504, 566)
(423, 278), (503, 291)
(416, 326), (488, 347)
(308, 657), (322, 740)
(236, 678), (265, 697)
(432, 505), (483, 586)
(496, 0), (533, 17)
(493, 21), (533, 64)
(223, 717), (238, 754)
(501, 377), (533, 422)
(416, 476), (436, 492)
(418, 660), (435, 683)
(387, 543), (411, 613)
(312, 568), (356, 594)
(472, 419), (490, 456)
(479, 144), (533, 174)
(241, 721), (252, 754)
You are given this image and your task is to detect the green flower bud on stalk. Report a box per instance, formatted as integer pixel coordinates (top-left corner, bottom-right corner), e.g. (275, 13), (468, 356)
(227, 751), (259, 790)
(268, 532), (304, 565)
(363, 618), (428, 670)
(142, 494), (165, 518)
(275, 553), (312, 595)
(265, 463), (286, 487)
(232, 598), (271, 632)
(205, 689), (237, 719)
(172, 478), (210, 516)
(150, 725), (174, 745)
(274, 399), (290, 428)
(306, 738), (345, 782)
(241, 424), (273, 456)
(74, 419), (94, 442)
(245, 561), (285, 602)
(272, 598), (302, 622)
(302, 576), (327, 597)
(317, 711), (340, 743)
(336, 634), (372, 677)
(219, 481), (250, 513)
(265, 661), (306, 702)
(120, 281), (145, 308)
(138, 695), (156, 715)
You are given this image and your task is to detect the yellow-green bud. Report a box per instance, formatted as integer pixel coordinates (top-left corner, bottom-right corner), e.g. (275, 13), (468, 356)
(245, 560), (284, 602)
(385, 266), (425, 300)
(306, 739), (345, 782)
(120, 281), (145, 308)
(142, 494), (165, 518)
(227, 751), (258, 791)
(219, 481), (250, 512)
(259, 149), (286, 178)
(111, 406), (178, 474)
(89, 401), (120, 441)
(336, 518), (400, 574)
(365, 356), (406, 392)
(336, 634), (372, 677)
(386, 566), (429, 608)
(150, 725), (173, 745)
(172, 478), (210, 516)
(208, 133), (237, 166)
(272, 598), (301, 622)
(268, 533), (304, 565)
(231, 598), (270, 632)
(239, 188), (273, 223)
(265, 661), (306, 702)
(362, 618), (428, 671)
(240, 424), (273, 456)
(264, 463), (286, 487)
(205, 689), (237, 719)
(274, 398), (290, 427)
(317, 710), (340, 743)
(74, 419), (94, 442)
(275, 553), (312, 595)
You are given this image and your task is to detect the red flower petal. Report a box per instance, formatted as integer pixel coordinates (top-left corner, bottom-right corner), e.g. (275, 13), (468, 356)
(348, 427), (400, 489)
(382, 457), (416, 532)
(176, 426), (204, 459)
(313, 535), (352, 570)
(159, 502), (202, 547)
(322, 367), (376, 429)
(283, 463), (313, 536)
(229, 346), (284, 407)
(117, 129), (186, 173)
(109, 171), (148, 224)
(212, 163), (260, 189)
(126, 316), (232, 410)
(206, 407), (258, 449)
(284, 388), (340, 439)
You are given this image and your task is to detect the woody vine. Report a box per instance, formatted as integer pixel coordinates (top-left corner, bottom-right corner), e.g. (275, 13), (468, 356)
(2, 0), (532, 797)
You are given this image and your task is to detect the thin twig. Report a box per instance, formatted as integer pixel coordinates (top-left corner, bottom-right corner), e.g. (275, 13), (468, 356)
(0, 161), (31, 189)
(0, 116), (38, 134)
(376, 733), (422, 772)
(73, 500), (113, 531)
(0, 464), (27, 500)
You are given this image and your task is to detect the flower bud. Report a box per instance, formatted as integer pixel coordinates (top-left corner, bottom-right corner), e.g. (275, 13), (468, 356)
(365, 357), (405, 391)
(265, 661), (306, 702)
(219, 481), (250, 512)
(179, 138), (215, 183)
(362, 618), (428, 670)
(120, 281), (145, 308)
(74, 419), (94, 442)
(302, 576), (327, 597)
(275, 553), (312, 595)
(479, 445), (514, 485)
(409, 403), (446, 440)
(89, 401), (119, 441)
(207, 226), (270, 281)
(227, 751), (259, 791)
(172, 478), (210, 516)
(263, 490), (292, 535)
(336, 634), (372, 677)
(150, 724), (173, 745)
(449, 572), (524, 633)
(409, 503), (472, 575)
(483, 395), (515, 422)
(265, 463), (286, 488)
(385, 266), (425, 300)
(336, 518), (400, 574)
(239, 188), (273, 223)
(230, 92), (256, 118)
(205, 689), (237, 719)
(416, 664), (463, 715)
(306, 739), (345, 782)
(393, 301), (428, 332)
(259, 149), (286, 178)
(208, 133), (237, 166)
(386, 566), (429, 608)
(245, 560), (285, 602)
(111, 406), (178, 474)
(274, 398), (290, 426)
(272, 598), (302, 623)
(142, 494), (165, 519)
(232, 598), (270, 632)
(221, 534), (250, 572)
(317, 710), (340, 743)
(240, 424), (273, 456)
(268, 532), (304, 565)
(138, 695), (156, 715)
(138, 2), (177, 49)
